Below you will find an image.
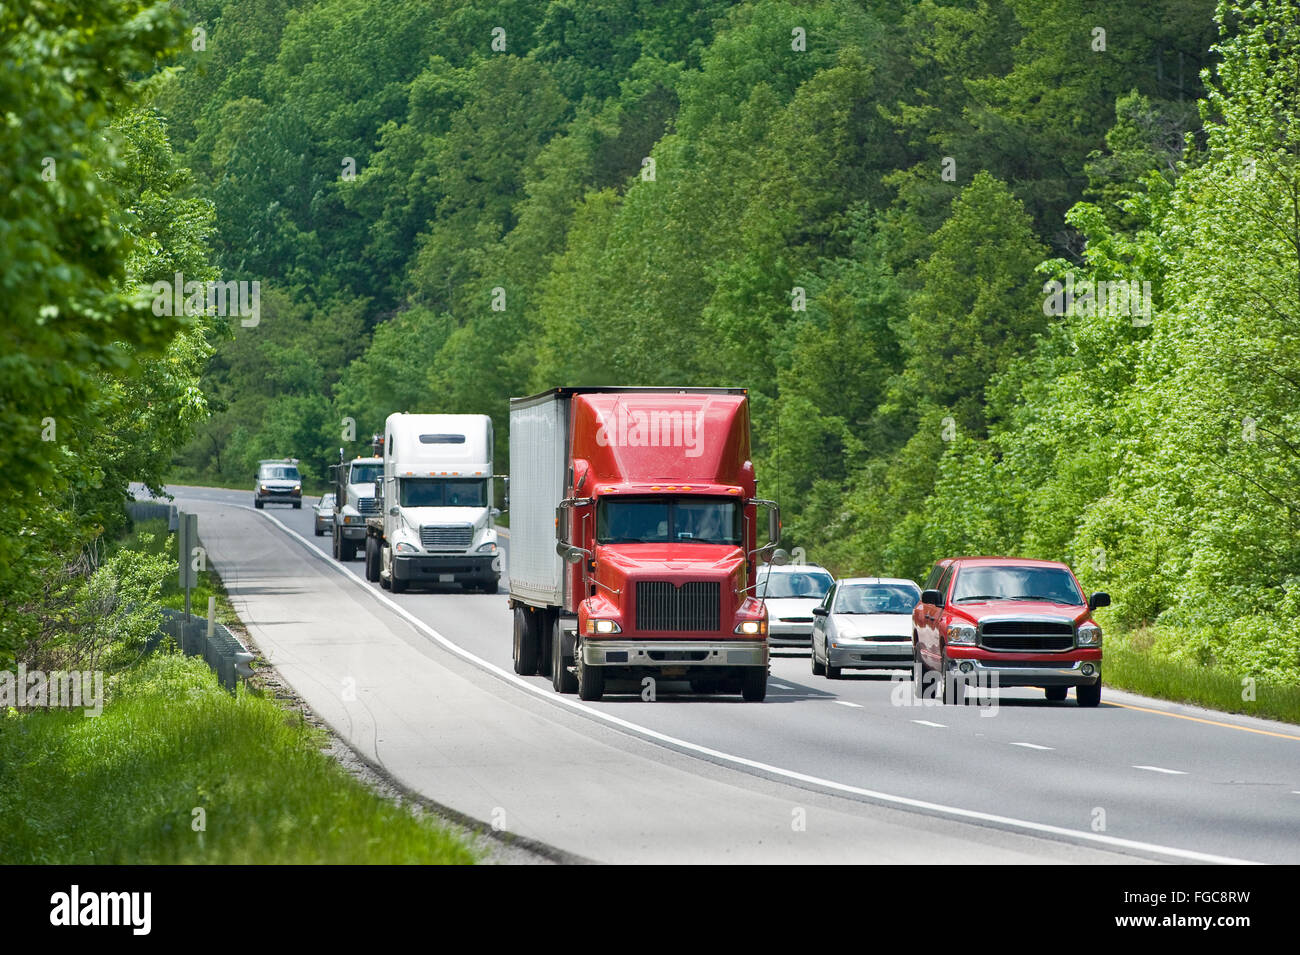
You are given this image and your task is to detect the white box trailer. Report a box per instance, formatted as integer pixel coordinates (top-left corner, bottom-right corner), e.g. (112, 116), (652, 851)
(363, 413), (502, 593)
(507, 392), (570, 610)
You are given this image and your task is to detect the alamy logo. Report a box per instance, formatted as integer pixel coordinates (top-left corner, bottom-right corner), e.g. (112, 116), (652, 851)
(150, 272), (260, 327)
(0, 666), (103, 717)
(595, 407), (705, 458)
(1042, 272), (1151, 323)
(50, 885), (151, 935)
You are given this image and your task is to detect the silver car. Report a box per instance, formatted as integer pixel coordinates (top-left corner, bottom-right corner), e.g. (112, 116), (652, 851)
(811, 577), (921, 678)
(756, 564), (834, 648)
(313, 493), (336, 536)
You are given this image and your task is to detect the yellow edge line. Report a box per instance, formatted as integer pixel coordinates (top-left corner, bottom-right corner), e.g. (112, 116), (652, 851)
(1109, 701), (1300, 741)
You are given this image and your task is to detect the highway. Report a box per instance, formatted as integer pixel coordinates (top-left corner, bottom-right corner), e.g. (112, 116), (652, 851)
(153, 485), (1300, 864)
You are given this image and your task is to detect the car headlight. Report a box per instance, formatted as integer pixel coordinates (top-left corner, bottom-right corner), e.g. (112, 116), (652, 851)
(586, 618), (621, 634)
(946, 622), (977, 646)
(1077, 623), (1102, 646)
(395, 541), (419, 554)
(734, 620), (766, 635)
(476, 542), (497, 553)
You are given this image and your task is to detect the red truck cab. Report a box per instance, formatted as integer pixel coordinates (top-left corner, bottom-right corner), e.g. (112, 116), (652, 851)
(509, 388), (780, 702)
(912, 557), (1108, 706)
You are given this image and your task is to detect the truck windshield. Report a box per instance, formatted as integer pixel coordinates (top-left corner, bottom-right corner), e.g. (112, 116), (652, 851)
(349, 463), (380, 485)
(952, 566), (1083, 604)
(597, 496), (741, 545)
(398, 478), (488, 508)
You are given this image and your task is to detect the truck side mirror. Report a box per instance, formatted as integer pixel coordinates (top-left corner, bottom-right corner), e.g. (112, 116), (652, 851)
(921, 589), (943, 607)
(388, 506), (399, 516)
(491, 507), (501, 519)
(1088, 591), (1111, 610)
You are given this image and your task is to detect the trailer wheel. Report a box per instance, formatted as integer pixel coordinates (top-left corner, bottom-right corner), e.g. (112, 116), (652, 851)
(513, 607), (538, 675)
(576, 642), (604, 701)
(365, 535), (381, 582)
(741, 667), (767, 702)
(552, 618), (577, 694)
(1076, 680), (1102, 708)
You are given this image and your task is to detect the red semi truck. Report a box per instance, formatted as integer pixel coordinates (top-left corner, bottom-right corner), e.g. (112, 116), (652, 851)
(508, 387), (781, 701)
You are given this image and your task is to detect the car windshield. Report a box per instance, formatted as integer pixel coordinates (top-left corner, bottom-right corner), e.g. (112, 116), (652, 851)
(349, 464), (380, 485)
(260, 466), (299, 480)
(758, 571), (833, 599)
(596, 496), (742, 545)
(834, 583), (920, 614)
(951, 566), (1083, 604)
(398, 478), (487, 507)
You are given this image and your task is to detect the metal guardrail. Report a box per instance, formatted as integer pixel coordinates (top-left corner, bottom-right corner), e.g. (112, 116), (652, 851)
(156, 609), (255, 692)
(126, 499), (179, 529)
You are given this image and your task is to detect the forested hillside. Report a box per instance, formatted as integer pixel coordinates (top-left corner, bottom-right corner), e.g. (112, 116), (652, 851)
(8, 0), (1299, 682)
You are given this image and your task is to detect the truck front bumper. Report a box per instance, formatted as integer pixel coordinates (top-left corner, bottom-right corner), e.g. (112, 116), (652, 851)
(581, 639), (768, 668)
(945, 652), (1101, 688)
(392, 554), (501, 582)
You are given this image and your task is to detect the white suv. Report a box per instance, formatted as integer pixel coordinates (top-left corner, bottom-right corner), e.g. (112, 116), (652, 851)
(757, 564), (834, 648)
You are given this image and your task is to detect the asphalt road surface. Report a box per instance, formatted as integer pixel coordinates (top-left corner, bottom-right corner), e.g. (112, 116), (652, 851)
(147, 485), (1300, 864)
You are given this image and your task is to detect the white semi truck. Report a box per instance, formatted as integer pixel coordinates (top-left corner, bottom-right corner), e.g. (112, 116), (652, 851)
(363, 413), (503, 594)
(330, 454), (382, 562)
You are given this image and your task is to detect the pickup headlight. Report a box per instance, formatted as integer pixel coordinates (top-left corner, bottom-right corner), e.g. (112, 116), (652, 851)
(394, 541), (420, 554)
(946, 623), (977, 646)
(586, 618), (621, 634)
(476, 542), (497, 553)
(1077, 623), (1102, 646)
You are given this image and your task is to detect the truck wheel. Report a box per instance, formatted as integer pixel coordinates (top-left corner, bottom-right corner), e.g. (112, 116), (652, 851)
(1076, 680), (1102, 708)
(365, 536), (381, 582)
(390, 573), (407, 594)
(741, 667), (767, 702)
(513, 607), (538, 675)
(1045, 686), (1068, 702)
(576, 642), (604, 701)
(551, 618), (577, 694)
(811, 643), (825, 676)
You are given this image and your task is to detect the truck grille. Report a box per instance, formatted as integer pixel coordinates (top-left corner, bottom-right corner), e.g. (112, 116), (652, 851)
(419, 524), (473, 551)
(979, 620), (1074, 652)
(356, 497), (379, 516)
(636, 581), (721, 633)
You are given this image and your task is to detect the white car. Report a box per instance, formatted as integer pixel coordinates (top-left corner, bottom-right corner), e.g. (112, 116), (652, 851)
(811, 577), (920, 678)
(756, 564), (834, 648)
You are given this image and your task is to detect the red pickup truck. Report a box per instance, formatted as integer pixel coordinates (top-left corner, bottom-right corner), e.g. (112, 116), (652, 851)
(912, 557), (1108, 706)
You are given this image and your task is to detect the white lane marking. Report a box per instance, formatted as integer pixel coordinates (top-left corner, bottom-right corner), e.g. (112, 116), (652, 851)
(1010, 742), (1054, 751)
(1133, 765), (1188, 775)
(770, 682), (793, 690)
(235, 503), (1261, 866)
(834, 700), (862, 708)
(911, 719), (946, 728)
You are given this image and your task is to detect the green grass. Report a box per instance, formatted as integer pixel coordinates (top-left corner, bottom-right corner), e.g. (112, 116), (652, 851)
(1104, 642), (1300, 725)
(0, 653), (479, 863)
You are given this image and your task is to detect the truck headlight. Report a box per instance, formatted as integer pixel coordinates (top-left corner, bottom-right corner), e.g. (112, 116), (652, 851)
(395, 541), (419, 554)
(946, 623), (977, 645)
(1077, 623), (1102, 646)
(476, 542), (497, 553)
(734, 620), (766, 635)
(586, 618), (621, 634)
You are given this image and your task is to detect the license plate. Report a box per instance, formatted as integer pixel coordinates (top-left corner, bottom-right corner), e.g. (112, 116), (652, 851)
(439, 574), (454, 583)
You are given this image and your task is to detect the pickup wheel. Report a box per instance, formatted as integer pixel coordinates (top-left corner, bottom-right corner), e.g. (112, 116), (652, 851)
(365, 535), (381, 582)
(481, 579), (499, 595)
(551, 618), (578, 694)
(941, 659), (966, 705)
(254, 499), (264, 509)
(1076, 680), (1102, 708)
(913, 645), (929, 701)
(1045, 686), (1068, 702)
(332, 531), (341, 560)
(314, 524), (324, 537)
(513, 607), (538, 676)
(741, 667), (767, 702)
(576, 642), (604, 701)
(340, 538), (357, 562)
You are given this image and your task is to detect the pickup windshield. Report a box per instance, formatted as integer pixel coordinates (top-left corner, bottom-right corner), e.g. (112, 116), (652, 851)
(398, 478), (487, 508)
(597, 496), (742, 545)
(951, 566), (1083, 605)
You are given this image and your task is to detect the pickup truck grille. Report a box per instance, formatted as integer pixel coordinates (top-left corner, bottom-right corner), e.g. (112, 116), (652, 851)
(979, 620), (1074, 652)
(636, 581), (720, 633)
(356, 496), (379, 516)
(419, 524), (473, 551)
